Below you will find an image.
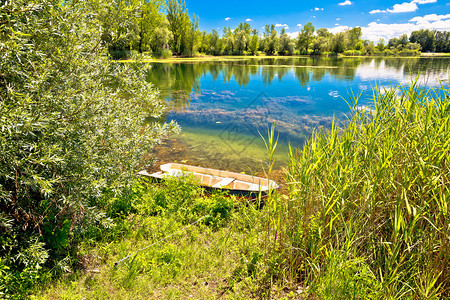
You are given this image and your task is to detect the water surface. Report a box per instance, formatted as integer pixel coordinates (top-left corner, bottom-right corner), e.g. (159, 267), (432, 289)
(146, 57), (449, 172)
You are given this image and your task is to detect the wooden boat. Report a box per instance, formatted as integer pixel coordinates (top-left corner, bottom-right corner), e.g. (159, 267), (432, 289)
(138, 163), (279, 198)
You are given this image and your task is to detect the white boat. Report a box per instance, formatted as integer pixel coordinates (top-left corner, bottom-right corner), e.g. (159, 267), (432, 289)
(138, 163), (279, 198)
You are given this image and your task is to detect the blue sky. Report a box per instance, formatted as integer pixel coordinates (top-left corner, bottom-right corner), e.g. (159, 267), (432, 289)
(185, 0), (449, 41)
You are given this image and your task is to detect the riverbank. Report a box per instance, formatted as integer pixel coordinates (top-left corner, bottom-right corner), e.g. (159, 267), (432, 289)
(118, 52), (450, 63)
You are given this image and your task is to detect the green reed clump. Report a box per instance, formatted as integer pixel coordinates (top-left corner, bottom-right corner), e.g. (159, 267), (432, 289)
(271, 81), (449, 298)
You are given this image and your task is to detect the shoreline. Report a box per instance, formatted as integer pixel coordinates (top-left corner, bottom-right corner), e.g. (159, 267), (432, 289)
(117, 52), (450, 63)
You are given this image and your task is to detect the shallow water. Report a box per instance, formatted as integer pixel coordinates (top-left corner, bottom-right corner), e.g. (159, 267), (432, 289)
(146, 56), (449, 172)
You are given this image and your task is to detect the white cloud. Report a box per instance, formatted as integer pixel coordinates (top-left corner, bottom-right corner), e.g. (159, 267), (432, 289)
(245, 18), (253, 22)
(335, 23), (340, 25)
(315, 7), (324, 10)
(360, 19), (450, 42)
(387, 2), (418, 13)
(370, 9), (386, 14)
(410, 13), (450, 23)
(329, 25), (351, 33)
(297, 23), (302, 27)
(275, 23), (289, 29)
(287, 31), (300, 39)
(312, 15), (316, 18)
(339, 0), (353, 5)
(370, 0), (435, 14)
(225, 17), (231, 21)
(412, 0), (436, 3)
(336, 18), (341, 20)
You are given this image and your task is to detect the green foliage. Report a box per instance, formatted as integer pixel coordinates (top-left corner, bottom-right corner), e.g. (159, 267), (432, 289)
(331, 32), (346, 53)
(32, 174), (268, 299)
(0, 0), (176, 297)
(297, 22), (315, 54)
(313, 250), (379, 299)
(92, 0), (449, 59)
(278, 28), (295, 55)
(269, 82), (450, 298)
(160, 49), (173, 59)
(263, 24), (279, 55)
(133, 177), (235, 228)
(376, 39), (386, 51)
(410, 29), (436, 52)
(248, 30), (260, 55)
(166, 0), (200, 56)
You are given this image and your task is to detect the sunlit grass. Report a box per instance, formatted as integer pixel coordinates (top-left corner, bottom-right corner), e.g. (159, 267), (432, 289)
(32, 178), (269, 299)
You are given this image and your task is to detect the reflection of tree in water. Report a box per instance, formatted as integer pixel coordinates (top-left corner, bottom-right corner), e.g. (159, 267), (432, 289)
(221, 63), (258, 87)
(145, 63), (202, 111)
(146, 57), (449, 110)
(383, 57), (450, 80)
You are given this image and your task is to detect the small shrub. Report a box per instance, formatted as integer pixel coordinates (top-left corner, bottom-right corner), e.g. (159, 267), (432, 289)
(161, 49), (172, 59)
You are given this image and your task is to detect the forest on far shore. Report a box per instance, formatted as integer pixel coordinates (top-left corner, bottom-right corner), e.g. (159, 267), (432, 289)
(103, 0), (450, 59)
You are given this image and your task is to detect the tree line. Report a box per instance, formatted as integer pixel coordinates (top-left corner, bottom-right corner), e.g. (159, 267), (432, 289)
(100, 0), (450, 58)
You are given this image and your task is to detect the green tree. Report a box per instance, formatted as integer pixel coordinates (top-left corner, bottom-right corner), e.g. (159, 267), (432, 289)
(331, 32), (346, 53)
(137, 0), (166, 53)
(364, 41), (375, 54)
(434, 31), (450, 53)
(297, 22), (315, 54)
(376, 39), (385, 52)
(409, 29), (436, 52)
(263, 24), (279, 54)
(388, 37), (401, 49)
(398, 34), (408, 46)
(311, 36), (328, 54)
(249, 29), (260, 55)
(223, 26), (235, 54)
(278, 28), (295, 55)
(150, 18), (173, 55)
(316, 28), (332, 39)
(345, 27), (362, 49)
(0, 0), (177, 295)
(235, 22), (252, 53)
(166, 0), (195, 55)
(209, 29), (222, 55)
(94, 0), (141, 58)
(234, 28), (248, 54)
(404, 42), (421, 51)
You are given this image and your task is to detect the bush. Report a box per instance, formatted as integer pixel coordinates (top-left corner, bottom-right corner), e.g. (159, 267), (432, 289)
(0, 0), (177, 297)
(399, 49), (421, 56)
(343, 49), (363, 56)
(133, 177), (235, 228)
(161, 49), (172, 59)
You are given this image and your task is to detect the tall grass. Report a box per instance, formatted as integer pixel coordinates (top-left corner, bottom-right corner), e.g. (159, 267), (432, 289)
(270, 80), (449, 298)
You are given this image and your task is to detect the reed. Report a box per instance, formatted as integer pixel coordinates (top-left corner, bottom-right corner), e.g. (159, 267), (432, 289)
(269, 80), (450, 298)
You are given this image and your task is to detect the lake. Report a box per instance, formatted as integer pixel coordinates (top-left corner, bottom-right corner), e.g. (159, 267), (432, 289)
(146, 56), (449, 173)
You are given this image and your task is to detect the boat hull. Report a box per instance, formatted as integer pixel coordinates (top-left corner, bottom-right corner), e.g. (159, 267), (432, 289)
(138, 163), (278, 199)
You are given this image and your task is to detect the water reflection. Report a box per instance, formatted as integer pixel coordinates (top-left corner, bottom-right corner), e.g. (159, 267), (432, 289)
(145, 57), (449, 172)
(147, 58), (448, 109)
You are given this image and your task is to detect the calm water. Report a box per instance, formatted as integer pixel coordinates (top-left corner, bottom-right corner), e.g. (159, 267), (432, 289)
(146, 57), (449, 172)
